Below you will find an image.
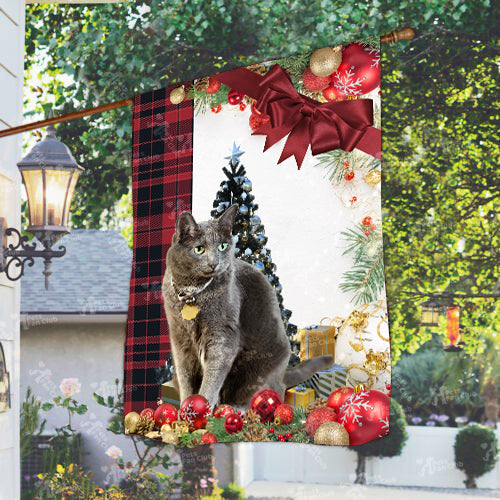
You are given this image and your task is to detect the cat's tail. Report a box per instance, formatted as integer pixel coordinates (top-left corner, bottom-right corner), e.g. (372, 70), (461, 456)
(283, 355), (333, 388)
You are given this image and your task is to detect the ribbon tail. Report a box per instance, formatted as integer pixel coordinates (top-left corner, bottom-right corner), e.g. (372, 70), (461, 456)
(278, 120), (310, 169)
(353, 126), (381, 159)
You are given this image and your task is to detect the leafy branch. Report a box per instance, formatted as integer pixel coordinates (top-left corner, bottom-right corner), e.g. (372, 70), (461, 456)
(339, 223), (385, 305)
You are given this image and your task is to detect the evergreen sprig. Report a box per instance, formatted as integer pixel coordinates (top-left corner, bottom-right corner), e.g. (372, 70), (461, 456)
(357, 35), (381, 49)
(274, 50), (312, 85)
(339, 223), (385, 305)
(188, 83), (231, 115)
(315, 149), (381, 184)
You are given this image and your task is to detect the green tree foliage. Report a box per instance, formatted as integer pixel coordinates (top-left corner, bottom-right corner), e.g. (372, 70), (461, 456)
(454, 423), (498, 488)
(24, 1), (498, 359)
(382, 29), (499, 361)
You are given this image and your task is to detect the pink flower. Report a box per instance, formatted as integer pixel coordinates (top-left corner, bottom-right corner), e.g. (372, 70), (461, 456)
(59, 378), (81, 398)
(105, 445), (123, 460)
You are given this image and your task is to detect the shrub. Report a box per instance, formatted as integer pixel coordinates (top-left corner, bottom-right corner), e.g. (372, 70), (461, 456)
(454, 423), (498, 488)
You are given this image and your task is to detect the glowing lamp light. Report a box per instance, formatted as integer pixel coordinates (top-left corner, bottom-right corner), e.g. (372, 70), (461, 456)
(444, 306), (461, 352)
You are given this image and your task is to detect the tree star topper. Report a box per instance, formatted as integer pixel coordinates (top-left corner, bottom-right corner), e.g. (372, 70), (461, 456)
(225, 142), (245, 166)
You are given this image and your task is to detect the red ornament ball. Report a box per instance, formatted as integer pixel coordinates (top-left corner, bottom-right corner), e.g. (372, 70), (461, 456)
(269, 427), (274, 433)
(387, 392), (391, 397)
(140, 408), (154, 420)
(211, 105), (222, 114)
(206, 77), (221, 94)
(179, 395), (212, 430)
(386, 384), (391, 390)
(327, 386), (354, 412)
(331, 43), (380, 97)
(213, 404), (235, 420)
(285, 432), (292, 439)
(249, 113), (270, 132)
(305, 407), (337, 439)
(227, 88), (244, 105)
(224, 413), (244, 434)
(338, 389), (390, 446)
(362, 216), (373, 227)
(250, 388), (283, 423)
(274, 404), (294, 425)
(365, 229), (371, 236)
(239, 103), (247, 111)
(322, 84), (347, 102)
(344, 171), (355, 181)
(302, 66), (331, 91)
(154, 403), (177, 427)
(201, 432), (218, 444)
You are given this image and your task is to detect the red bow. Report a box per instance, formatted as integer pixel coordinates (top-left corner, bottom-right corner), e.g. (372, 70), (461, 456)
(251, 65), (374, 168)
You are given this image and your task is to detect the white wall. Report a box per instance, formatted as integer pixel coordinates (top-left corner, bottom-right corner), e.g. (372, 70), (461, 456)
(0, 1), (25, 498)
(20, 320), (150, 486)
(241, 426), (500, 489)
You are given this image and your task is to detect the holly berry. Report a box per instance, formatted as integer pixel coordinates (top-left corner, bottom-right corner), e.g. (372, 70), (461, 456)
(269, 427), (274, 433)
(344, 160), (350, 167)
(344, 171), (355, 181)
(386, 384), (391, 390)
(239, 103), (247, 111)
(365, 229), (371, 236)
(371, 223), (377, 230)
(211, 105), (222, 113)
(352, 196), (357, 202)
(388, 392), (391, 397)
(285, 432), (292, 439)
(206, 77), (221, 94)
(362, 216), (373, 227)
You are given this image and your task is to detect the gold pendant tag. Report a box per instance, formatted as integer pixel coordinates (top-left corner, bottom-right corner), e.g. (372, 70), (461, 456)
(181, 303), (199, 320)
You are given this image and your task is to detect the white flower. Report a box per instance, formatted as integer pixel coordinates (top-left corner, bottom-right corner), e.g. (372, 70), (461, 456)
(105, 445), (123, 460)
(59, 378), (81, 398)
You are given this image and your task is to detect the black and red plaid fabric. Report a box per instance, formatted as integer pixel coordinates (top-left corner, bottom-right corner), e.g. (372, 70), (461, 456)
(124, 85), (194, 414)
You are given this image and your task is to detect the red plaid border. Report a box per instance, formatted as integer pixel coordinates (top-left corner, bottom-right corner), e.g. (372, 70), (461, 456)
(124, 85), (193, 413)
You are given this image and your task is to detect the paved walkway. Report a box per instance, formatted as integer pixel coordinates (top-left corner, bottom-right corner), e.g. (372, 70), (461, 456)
(245, 481), (500, 499)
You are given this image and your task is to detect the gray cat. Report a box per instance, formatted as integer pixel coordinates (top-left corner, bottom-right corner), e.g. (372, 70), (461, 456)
(162, 204), (332, 411)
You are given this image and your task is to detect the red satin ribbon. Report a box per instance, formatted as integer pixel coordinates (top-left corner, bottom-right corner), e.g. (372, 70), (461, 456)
(217, 64), (381, 169)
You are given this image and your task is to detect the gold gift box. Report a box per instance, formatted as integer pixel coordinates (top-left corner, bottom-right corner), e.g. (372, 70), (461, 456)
(285, 386), (315, 407)
(296, 324), (336, 361)
(160, 381), (180, 409)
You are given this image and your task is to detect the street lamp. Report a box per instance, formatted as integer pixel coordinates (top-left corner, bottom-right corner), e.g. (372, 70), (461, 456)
(0, 125), (83, 289)
(420, 299), (440, 327)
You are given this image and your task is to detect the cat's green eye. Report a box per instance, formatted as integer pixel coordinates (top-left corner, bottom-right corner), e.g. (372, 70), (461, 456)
(194, 246), (205, 255)
(218, 242), (228, 252)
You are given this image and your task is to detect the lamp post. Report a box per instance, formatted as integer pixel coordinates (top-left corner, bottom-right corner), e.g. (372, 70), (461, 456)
(0, 126), (83, 289)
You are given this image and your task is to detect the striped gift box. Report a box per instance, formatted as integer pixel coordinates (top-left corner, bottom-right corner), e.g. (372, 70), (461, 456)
(303, 363), (347, 399)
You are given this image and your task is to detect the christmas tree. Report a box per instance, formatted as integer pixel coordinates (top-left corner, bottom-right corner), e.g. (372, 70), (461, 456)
(211, 143), (299, 364)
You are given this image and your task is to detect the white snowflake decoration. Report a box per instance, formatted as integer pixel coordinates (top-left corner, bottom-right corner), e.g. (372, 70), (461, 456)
(339, 390), (374, 426)
(333, 67), (364, 96)
(378, 416), (390, 438)
(181, 399), (211, 425)
(364, 46), (380, 69)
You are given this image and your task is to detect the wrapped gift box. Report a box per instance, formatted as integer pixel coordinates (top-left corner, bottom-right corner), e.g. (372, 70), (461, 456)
(296, 324), (336, 361)
(303, 363), (347, 399)
(160, 381), (180, 408)
(285, 385), (315, 407)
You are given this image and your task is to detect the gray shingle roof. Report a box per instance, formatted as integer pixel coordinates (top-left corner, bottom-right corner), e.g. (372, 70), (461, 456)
(21, 230), (132, 314)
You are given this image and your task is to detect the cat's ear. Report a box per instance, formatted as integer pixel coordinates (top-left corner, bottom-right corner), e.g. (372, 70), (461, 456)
(218, 204), (238, 233)
(175, 211), (198, 240)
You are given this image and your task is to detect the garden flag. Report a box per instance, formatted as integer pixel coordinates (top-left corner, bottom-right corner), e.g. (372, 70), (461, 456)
(124, 38), (391, 447)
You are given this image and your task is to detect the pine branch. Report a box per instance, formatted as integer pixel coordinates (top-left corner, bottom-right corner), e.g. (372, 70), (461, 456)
(188, 84), (231, 115)
(357, 35), (381, 49)
(274, 50), (312, 85)
(340, 224), (385, 304)
(315, 150), (381, 184)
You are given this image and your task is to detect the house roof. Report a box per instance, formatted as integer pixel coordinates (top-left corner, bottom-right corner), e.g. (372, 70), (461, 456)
(21, 230), (132, 314)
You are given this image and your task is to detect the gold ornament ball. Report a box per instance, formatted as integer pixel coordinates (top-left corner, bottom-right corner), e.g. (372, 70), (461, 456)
(124, 411), (140, 434)
(365, 170), (382, 186)
(170, 86), (185, 105)
(309, 47), (342, 77)
(162, 430), (179, 445)
(314, 422), (350, 446)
